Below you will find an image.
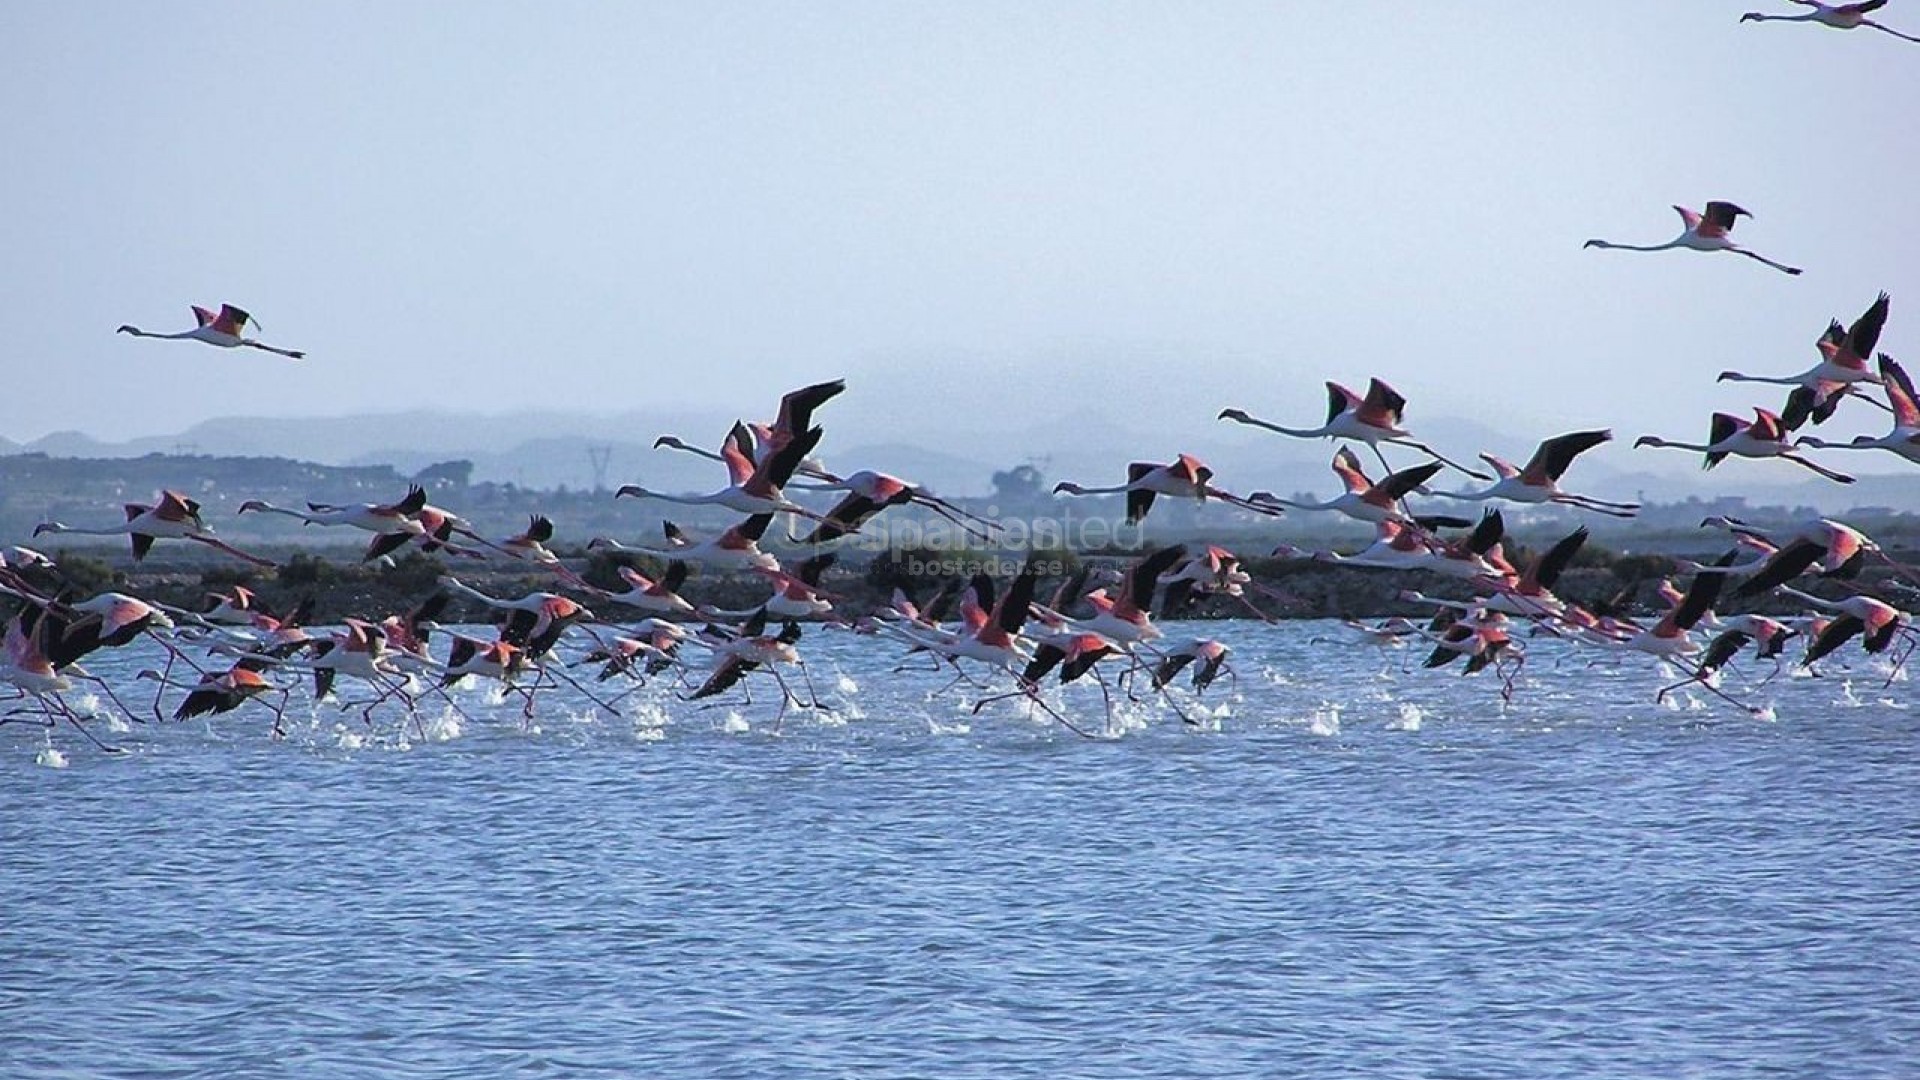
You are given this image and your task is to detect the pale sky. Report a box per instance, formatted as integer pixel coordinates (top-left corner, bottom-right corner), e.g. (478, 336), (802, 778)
(5, 1), (1916, 480)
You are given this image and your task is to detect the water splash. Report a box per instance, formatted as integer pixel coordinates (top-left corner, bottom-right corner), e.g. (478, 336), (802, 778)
(1387, 702), (1424, 732)
(35, 745), (69, 769)
(1308, 704), (1341, 737)
(417, 706), (464, 743)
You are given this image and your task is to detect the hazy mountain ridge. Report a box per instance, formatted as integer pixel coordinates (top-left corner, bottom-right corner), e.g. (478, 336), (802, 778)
(7, 409), (1917, 516)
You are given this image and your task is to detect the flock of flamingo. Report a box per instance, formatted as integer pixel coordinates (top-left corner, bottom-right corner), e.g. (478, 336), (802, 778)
(6, 5), (1919, 752)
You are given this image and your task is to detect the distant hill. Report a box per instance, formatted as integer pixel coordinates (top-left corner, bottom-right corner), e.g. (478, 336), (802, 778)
(8, 408), (1919, 516)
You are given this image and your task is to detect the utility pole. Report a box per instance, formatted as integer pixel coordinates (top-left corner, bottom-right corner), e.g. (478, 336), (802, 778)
(587, 445), (614, 493)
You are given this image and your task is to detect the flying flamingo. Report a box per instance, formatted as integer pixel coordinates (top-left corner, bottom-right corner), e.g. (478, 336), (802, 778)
(438, 576), (595, 661)
(1779, 587), (1912, 666)
(653, 378), (845, 476)
(699, 555), (842, 622)
(36, 490), (276, 567)
(620, 424), (829, 521)
(1700, 516), (1876, 595)
(1430, 430), (1641, 517)
(684, 610), (819, 720)
(237, 486), (429, 560)
(1034, 545), (1190, 650)
(581, 560), (697, 617)
(1795, 354), (1920, 464)
(1718, 292), (1890, 399)
(791, 470), (999, 544)
(1741, 1), (1920, 41)
(1219, 377), (1491, 479)
(1150, 638), (1234, 693)
(1584, 201), (1803, 275)
(1052, 454), (1279, 525)
(1248, 448), (1442, 524)
(592, 514), (780, 572)
(1612, 566), (1727, 662)
(0, 609), (125, 752)
(116, 303), (306, 359)
(1634, 409), (1856, 483)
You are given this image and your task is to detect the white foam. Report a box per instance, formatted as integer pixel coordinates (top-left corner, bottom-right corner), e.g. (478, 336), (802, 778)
(417, 706), (464, 743)
(1308, 704), (1341, 737)
(1387, 702), (1424, 732)
(35, 745), (69, 769)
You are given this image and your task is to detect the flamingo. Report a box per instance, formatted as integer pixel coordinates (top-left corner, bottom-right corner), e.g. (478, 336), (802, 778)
(684, 610), (817, 719)
(36, 490), (276, 567)
(164, 662), (285, 727)
(1781, 587), (1912, 666)
(117, 303), (306, 359)
(1654, 616), (1792, 708)
(1795, 354), (1920, 464)
(1431, 430), (1641, 517)
(1052, 455), (1278, 525)
(1150, 638), (1234, 693)
(619, 423), (829, 521)
(1584, 201), (1803, 275)
(791, 470), (999, 544)
(1418, 609), (1522, 688)
(699, 554), (841, 622)
(238, 486), (429, 560)
(1700, 516), (1876, 595)
(1157, 545), (1267, 620)
(653, 378), (845, 476)
(1275, 520), (1440, 572)
(583, 560), (697, 616)
(1634, 409), (1856, 483)
(1611, 566), (1727, 661)
(1219, 377), (1491, 479)
(1456, 524), (1590, 620)
(1718, 292), (1890, 399)
(593, 514), (780, 572)
(1307, 617), (1423, 649)
(1741, 1), (1920, 41)
(439, 576), (595, 660)
(1034, 545), (1190, 650)
(575, 620), (689, 682)
(482, 515), (563, 566)
(1674, 532), (1781, 579)
(0, 609), (124, 752)
(1248, 448), (1442, 524)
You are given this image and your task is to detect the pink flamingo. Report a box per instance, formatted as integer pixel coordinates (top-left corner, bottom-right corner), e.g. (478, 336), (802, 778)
(1585, 201), (1803, 275)
(1741, 1), (1920, 42)
(117, 303), (306, 359)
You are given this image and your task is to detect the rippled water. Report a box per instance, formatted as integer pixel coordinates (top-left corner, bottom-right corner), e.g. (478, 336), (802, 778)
(5, 621), (1918, 1079)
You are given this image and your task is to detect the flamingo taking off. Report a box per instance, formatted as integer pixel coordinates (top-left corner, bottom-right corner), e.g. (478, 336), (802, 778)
(117, 304), (306, 359)
(1584, 202), (1803, 275)
(1741, 1), (1920, 42)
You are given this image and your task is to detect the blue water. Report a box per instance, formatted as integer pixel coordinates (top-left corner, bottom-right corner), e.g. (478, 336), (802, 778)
(5, 622), (1918, 1079)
